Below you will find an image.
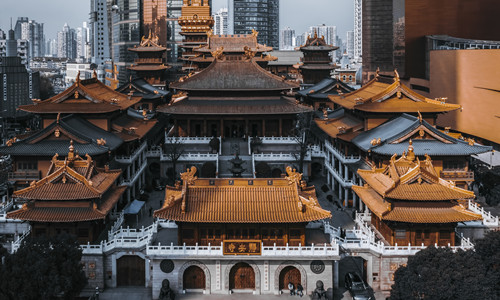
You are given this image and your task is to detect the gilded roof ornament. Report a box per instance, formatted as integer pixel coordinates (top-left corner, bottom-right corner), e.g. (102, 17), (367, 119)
(181, 166), (198, 185)
(92, 69), (97, 78)
(68, 140), (75, 161)
(75, 71), (80, 86)
(394, 69), (400, 82)
(54, 129), (60, 138)
(407, 139), (415, 161)
(206, 29), (213, 38)
(243, 46), (256, 60)
(211, 46), (224, 60)
(251, 29), (259, 37)
(417, 110), (423, 123)
(285, 166), (303, 185)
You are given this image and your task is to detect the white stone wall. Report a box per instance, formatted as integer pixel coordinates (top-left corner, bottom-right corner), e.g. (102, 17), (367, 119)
(150, 258), (334, 299)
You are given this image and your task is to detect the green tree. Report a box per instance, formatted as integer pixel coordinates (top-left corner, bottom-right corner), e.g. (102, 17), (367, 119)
(0, 234), (87, 300)
(475, 230), (500, 298)
(390, 246), (495, 300)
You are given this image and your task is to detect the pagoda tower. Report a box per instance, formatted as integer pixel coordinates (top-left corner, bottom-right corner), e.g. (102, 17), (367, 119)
(178, 0), (214, 73)
(128, 32), (170, 89)
(297, 31), (338, 85)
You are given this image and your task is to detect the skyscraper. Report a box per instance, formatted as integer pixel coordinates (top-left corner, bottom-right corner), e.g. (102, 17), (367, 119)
(57, 23), (76, 59)
(213, 8), (228, 35)
(346, 30), (354, 58)
(353, 0), (362, 62)
(76, 23), (90, 61)
(309, 24), (336, 47)
(280, 26), (295, 50)
(14, 17), (29, 40)
(142, 0), (167, 46)
(20, 19), (44, 59)
(90, 0), (111, 66)
(228, 0), (279, 49)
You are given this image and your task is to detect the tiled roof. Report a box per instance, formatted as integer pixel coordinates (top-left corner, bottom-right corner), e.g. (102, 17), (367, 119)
(352, 113), (492, 156)
(8, 185), (126, 222)
(353, 185), (482, 223)
(111, 114), (158, 141)
(170, 59), (299, 91)
(328, 74), (461, 113)
(0, 115), (123, 156)
(116, 78), (170, 99)
(195, 33), (272, 53)
(19, 77), (141, 114)
(356, 149), (475, 201)
(315, 113), (363, 139)
(158, 96), (313, 115)
(13, 145), (122, 200)
(297, 78), (354, 97)
(299, 31), (338, 51)
(154, 167), (331, 223)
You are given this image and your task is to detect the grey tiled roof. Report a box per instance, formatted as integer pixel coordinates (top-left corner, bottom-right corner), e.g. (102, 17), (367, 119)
(352, 113), (492, 156)
(297, 78), (354, 97)
(0, 115), (123, 156)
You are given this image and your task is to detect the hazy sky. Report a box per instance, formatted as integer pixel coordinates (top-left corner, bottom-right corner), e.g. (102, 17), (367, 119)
(0, 0), (353, 40)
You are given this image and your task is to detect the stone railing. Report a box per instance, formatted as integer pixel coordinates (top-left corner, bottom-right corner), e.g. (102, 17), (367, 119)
(256, 136), (296, 144)
(324, 140), (360, 163)
(146, 242), (338, 257)
(108, 211), (125, 239)
(8, 171), (40, 181)
(0, 197), (14, 213)
(165, 136), (213, 144)
(309, 145), (325, 158)
(11, 227), (31, 253)
(169, 153), (218, 162)
(109, 220), (158, 240)
(146, 146), (162, 158)
(324, 213), (475, 256)
(468, 200), (499, 227)
(120, 160), (147, 186)
(324, 162), (355, 187)
(253, 152), (310, 162)
(115, 141), (147, 163)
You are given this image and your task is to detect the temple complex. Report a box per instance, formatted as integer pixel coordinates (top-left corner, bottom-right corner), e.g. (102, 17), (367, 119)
(177, 0), (214, 72)
(0, 73), (158, 202)
(296, 78), (354, 110)
(352, 146), (482, 246)
(128, 33), (170, 89)
(149, 166), (337, 296)
(313, 71), (491, 208)
(7, 144), (126, 243)
(297, 31), (338, 85)
(187, 30), (277, 70)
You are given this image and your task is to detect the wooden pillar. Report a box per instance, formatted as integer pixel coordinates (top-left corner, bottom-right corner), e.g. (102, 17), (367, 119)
(279, 118), (283, 136)
(262, 119), (266, 137)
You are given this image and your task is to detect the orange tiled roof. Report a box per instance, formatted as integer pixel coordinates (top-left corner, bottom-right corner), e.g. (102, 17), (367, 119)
(13, 142), (121, 200)
(19, 76), (141, 114)
(356, 142), (475, 201)
(328, 72), (461, 113)
(154, 166), (331, 223)
(314, 114), (363, 139)
(111, 114), (158, 142)
(352, 185), (481, 223)
(7, 185), (126, 222)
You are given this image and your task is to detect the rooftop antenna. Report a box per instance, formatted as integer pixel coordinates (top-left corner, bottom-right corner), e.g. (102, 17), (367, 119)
(10, 17), (12, 30)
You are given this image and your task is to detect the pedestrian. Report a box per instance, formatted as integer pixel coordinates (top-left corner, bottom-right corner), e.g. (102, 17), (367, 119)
(297, 283), (304, 297)
(149, 206), (153, 217)
(288, 282), (295, 296)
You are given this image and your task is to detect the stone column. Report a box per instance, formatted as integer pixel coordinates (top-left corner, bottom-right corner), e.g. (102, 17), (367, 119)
(333, 260), (339, 288)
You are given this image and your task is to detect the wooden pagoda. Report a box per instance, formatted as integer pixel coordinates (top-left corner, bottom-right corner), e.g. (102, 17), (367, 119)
(352, 143), (482, 246)
(297, 31), (338, 85)
(7, 142), (126, 243)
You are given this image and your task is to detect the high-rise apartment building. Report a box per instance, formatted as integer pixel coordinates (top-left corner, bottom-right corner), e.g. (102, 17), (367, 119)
(346, 30), (354, 59)
(57, 23), (77, 59)
(76, 22), (90, 61)
(0, 29), (5, 40)
(213, 8), (228, 35)
(19, 19), (44, 59)
(280, 26), (295, 50)
(309, 24), (336, 47)
(90, 0), (111, 67)
(0, 29), (40, 119)
(14, 17), (28, 40)
(228, 0), (279, 49)
(0, 39), (29, 65)
(353, 0), (362, 62)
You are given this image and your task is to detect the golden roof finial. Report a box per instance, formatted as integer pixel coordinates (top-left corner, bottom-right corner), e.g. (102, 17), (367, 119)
(56, 112), (61, 124)
(93, 69), (97, 78)
(313, 29), (318, 39)
(285, 166), (303, 186)
(394, 69), (400, 82)
(251, 28), (258, 37)
(68, 140), (75, 161)
(375, 67), (380, 78)
(75, 71), (81, 86)
(407, 139), (415, 161)
(180, 166), (198, 185)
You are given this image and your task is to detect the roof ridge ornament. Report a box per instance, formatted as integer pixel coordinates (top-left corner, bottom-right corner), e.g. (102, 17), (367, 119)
(75, 71), (80, 87)
(417, 110), (423, 123)
(251, 29), (258, 37)
(407, 139), (415, 161)
(285, 166), (303, 186)
(181, 166), (197, 185)
(394, 69), (400, 82)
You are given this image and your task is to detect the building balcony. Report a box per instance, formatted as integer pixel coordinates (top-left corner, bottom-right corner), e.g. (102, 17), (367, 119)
(8, 171), (40, 181)
(115, 141), (148, 164)
(440, 170), (474, 181)
(324, 141), (360, 163)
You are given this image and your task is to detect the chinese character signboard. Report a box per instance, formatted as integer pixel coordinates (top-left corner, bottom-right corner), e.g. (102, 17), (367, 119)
(223, 240), (262, 255)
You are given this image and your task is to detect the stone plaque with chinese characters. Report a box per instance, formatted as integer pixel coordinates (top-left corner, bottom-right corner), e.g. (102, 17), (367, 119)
(223, 240), (261, 255)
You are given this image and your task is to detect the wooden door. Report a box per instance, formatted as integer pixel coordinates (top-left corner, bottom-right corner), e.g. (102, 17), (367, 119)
(117, 256), (145, 286)
(183, 266), (205, 289)
(279, 266), (301, 290)
(229, 262), (255, 290)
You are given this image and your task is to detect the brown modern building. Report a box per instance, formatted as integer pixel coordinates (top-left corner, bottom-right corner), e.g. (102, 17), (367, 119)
(362, 0), (500, 82)
(142, 0), (168, 47)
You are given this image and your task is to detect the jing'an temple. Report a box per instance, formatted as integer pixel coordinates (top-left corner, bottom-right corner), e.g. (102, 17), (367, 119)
(0, 1), (498, 298)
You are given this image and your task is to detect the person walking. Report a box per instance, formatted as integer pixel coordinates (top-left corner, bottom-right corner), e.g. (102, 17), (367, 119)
(297, 283), (304, 297)
(288, 282), (296, 296)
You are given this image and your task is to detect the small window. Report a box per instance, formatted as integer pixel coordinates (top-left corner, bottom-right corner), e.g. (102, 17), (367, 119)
(395, 229), (406, 239)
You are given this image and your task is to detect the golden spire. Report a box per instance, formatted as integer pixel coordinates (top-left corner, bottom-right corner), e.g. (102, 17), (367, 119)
(407, 139), (415, 161)
(394, 69), (400, 82)
(68, 140), (75, 162)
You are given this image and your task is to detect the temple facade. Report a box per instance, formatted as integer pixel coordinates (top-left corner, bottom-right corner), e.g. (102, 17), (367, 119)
(148, 166), (337, 296)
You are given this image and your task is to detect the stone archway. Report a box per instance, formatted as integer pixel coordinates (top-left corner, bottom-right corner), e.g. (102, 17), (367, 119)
(274, 261), (307, 294)
(224, 260), (261, 293)
(178, 260), (211, 293)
